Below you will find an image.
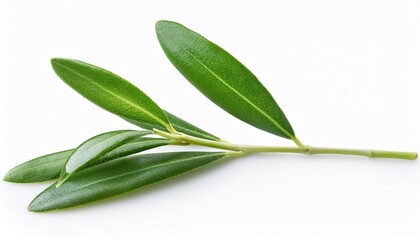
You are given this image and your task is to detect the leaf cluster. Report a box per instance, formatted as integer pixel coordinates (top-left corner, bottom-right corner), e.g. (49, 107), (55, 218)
(4, 20), (416, 212)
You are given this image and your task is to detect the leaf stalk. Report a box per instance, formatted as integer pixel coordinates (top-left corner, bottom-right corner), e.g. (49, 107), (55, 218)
(153, 129), (417, 160)
(292, 136), (307, 150)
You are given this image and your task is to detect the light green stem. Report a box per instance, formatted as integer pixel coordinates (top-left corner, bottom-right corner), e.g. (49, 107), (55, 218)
(292, 136), (307, 149)
(155, 129), (242, 151)
(154, 129), (417, 160)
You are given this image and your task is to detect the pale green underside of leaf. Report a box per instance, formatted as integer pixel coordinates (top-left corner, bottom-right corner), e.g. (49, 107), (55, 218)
(3, 149), (74, 183)
(124, 110), (219, 141)
(3, 138), (171, 183)
(51, 58), (173, 132)
(57, 130), (151, 186)
(156, 20), (295, 139)
(28, 152), (226, 212)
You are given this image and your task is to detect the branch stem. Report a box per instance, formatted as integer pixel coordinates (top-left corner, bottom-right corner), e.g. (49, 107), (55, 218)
(153, 129), (417, 160)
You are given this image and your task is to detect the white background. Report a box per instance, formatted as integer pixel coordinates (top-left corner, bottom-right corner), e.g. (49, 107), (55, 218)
(1, 0), (419, 239)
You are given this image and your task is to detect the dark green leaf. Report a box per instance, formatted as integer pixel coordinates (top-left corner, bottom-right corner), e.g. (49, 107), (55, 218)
(57, 130), (150, 186)
(51, 58), (175, 133)
(28, 152), (226, 212)
(156, 20), (295, 139)
(125, 110), (219, 141)
(4, 138), (171, 183)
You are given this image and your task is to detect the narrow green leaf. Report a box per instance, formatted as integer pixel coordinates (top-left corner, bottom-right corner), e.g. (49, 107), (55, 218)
(3, 138), (171, 183)
(164, 111), (219, 141)
(51, 58), (175, 132)
(156, 20), (295, 139)
(28, 152), (226, 212)
(3, 150), (73, 183)
(57, 130), (150, 186)
(125, 110), (219, 141)
(96, 137), (171, 164)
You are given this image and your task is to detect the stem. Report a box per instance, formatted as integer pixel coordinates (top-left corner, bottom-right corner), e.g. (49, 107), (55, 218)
(154, 129), (242, 151)
(292, 136), (307, 149)
(166, 124), (178, 134)
(168, 140), (190, 146)
(153, 129), (417, 160)
(242, 145), (418, 160)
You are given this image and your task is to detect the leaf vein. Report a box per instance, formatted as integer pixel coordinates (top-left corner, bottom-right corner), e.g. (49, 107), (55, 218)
(172, 40), (291, 138)
(66, 153), (223, 192)
(54, 62), (169, 128)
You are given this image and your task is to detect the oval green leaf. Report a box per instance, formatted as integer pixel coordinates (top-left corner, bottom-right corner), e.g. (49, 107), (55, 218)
(51, 58), (175, 132)
(28, 151), (226, 212)
(124, 110), (219, 141)
(57, 130), (151, 186)
(156, 20), (295, 139)
(3, 138), (172, 183)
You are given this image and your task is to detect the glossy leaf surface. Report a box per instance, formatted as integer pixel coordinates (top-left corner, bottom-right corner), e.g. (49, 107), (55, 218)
(4, 138), (171, 183)
(156, 21), (295, 139)
(57, 130), (150, 186)
(51, 58), (174, 132)
(125, 110), (219, 141)
(97, 137), (171, 164)
(28, 152), (226, 212)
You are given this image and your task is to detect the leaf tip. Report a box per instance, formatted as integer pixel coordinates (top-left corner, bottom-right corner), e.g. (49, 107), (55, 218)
(55, 175), (68, 188)
(155, 20), (181, 35)
(27, 203), (38, 212)
(2, 171), (13, 182)
(51, 58), (78, 72)
(55, 181), (64, 188)
(27, 197), (44, 213)
(155, 19), (169, 28)
(3, 167), (21, 183)
(50, 57), (64, 66)
(50, 58), (66, 73)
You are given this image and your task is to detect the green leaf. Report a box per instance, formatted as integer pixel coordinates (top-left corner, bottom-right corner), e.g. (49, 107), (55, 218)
(28, 152), (226, 212)
(156, 20), (295, 139)
(3, 150), (73, 183)
(125, 110), (219, 141)
(4, 138), (171, 183)
(51, 58), (175, 133)
(57, 130), (151, 186)
(97, 137), (171, 164)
